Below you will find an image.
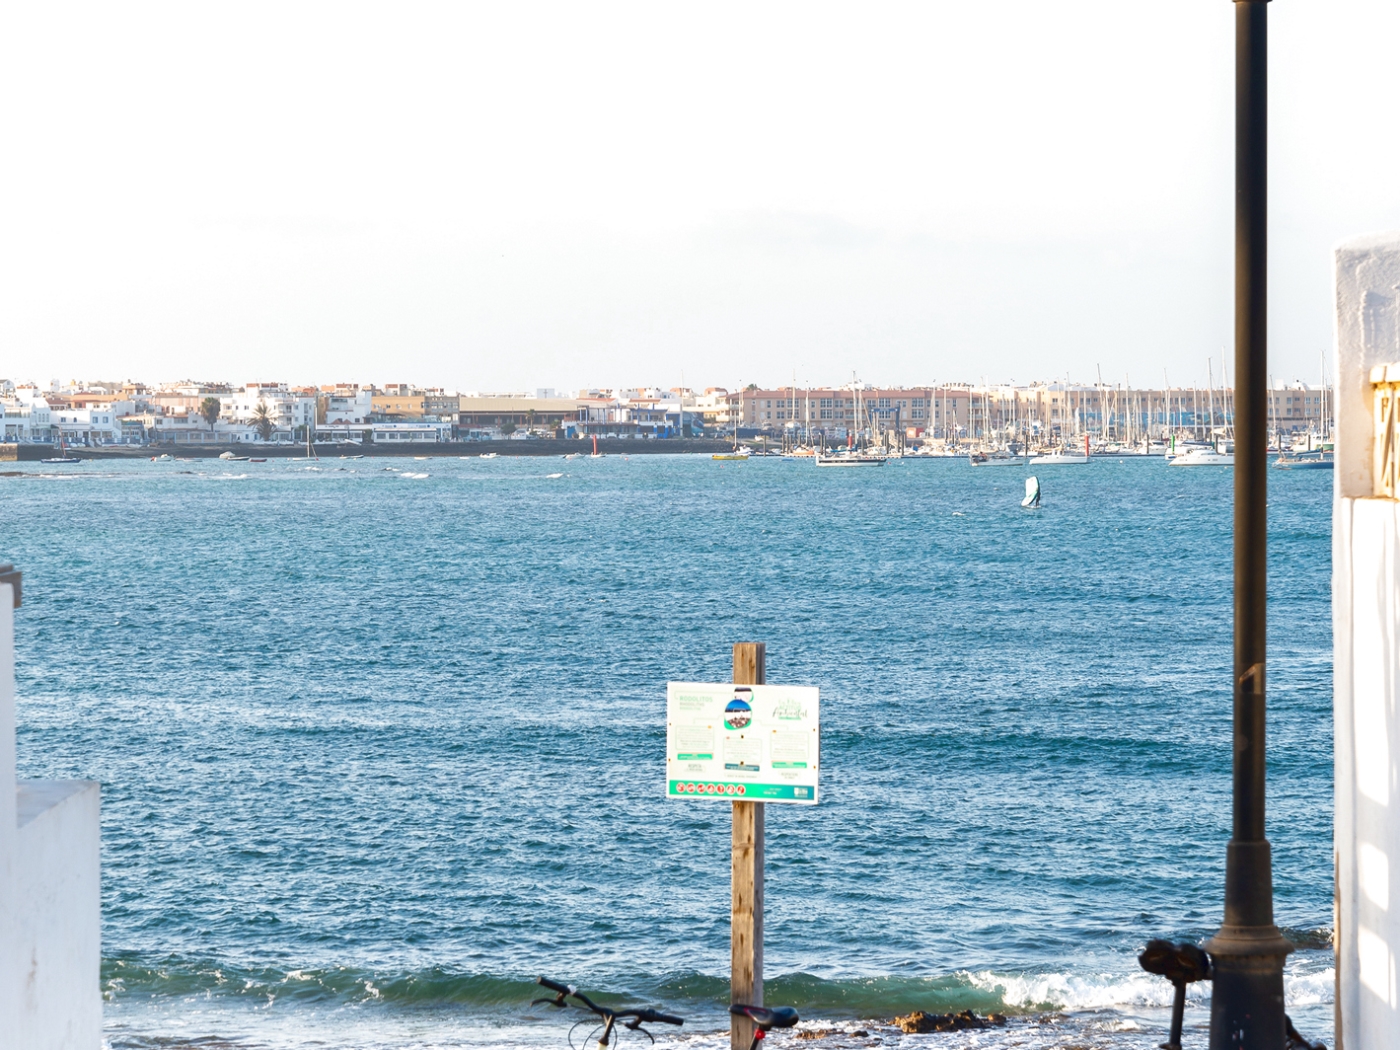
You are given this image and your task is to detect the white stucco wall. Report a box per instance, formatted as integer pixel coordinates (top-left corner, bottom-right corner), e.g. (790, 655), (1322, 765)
(0, 579), (102, 1050)
(1335, 232), (1400, 1049)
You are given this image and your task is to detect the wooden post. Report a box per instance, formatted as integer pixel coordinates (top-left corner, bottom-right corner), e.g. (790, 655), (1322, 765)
(731, 642), (765, 1050)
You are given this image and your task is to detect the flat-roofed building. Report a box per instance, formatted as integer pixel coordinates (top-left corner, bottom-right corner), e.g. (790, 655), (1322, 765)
(371, 393), (426, 420)
(457, 396), (587, 439)
(739, 386), (970, 440)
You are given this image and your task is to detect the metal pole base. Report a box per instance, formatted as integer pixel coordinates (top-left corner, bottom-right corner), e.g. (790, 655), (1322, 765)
(1204, 925), (1292, 1050)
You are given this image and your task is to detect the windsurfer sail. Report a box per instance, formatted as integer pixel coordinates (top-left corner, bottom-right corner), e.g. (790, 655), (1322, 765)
(1021, 476), (1041, 508)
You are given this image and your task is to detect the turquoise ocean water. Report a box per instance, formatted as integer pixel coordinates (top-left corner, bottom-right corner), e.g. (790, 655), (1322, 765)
(2, 454), (1333, 1049)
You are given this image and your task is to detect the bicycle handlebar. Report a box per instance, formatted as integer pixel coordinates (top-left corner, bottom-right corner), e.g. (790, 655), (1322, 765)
(533, 977), (684, 1028)
(633, 1009), (684, 1026)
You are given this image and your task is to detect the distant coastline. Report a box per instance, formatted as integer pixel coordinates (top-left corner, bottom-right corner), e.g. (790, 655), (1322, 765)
(2, 438), (739, 461)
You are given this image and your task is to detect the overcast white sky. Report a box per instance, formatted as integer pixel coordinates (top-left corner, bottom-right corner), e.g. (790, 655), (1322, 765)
(2, 1), (1397, 393)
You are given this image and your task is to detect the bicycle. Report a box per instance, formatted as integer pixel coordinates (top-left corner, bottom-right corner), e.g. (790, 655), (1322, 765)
(532, 977), (685, 1048)
(729, 1003), (800, 1050)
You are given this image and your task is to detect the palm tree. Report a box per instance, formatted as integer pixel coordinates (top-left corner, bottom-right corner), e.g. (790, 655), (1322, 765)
(251, 400), (274, 441)
(199, 397), (221, 432)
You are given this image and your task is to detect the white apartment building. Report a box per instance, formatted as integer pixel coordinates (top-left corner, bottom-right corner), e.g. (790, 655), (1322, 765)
(220, 385), (317, 433)
(52, 407), (122, 445)
(322, 388), (373, 425)
(1, 402), (40, 442)
(0, 390), (52, 442)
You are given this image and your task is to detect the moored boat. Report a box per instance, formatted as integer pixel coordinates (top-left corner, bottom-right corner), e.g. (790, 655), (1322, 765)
(814, 451), (886, 467)
(1273, 449), (1332, 469)
(1032, 450), (1088, 465)
(1168, 446), (1234, 466)
(969, 449), (1027, 467)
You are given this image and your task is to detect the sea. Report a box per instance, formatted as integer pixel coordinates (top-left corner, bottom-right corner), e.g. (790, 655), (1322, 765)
(2, 453), (1334, 1050)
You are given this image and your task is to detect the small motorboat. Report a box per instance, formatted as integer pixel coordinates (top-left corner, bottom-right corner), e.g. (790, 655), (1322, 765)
(1033, 438), (1091, 465)
(218, 451), (250, 462)
(1169, 446), (1234, 466)
(249, 458), (268, 463)
(968, 449), (1027, 467)
(814, 451), (885, 467)
(1273, 449), (1333, 470)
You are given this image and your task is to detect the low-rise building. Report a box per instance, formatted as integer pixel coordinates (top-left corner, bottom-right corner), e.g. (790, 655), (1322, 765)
(370, 421), (453, 443)
(457, 396), (586, 439)
(739, 386), (957, 440)
(146, 415), (258, 444)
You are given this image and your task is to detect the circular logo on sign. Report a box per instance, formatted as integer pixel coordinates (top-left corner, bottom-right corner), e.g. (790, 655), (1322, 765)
(724, 698), (753, 731)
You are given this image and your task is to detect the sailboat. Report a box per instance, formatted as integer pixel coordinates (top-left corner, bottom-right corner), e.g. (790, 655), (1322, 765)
(815, 380), (885, 465)
(713, 422), (749, 460)
(815, 448), (885, 466)
(1032, 435), (1090, 465)
(968, 445), (1028, 467)
(41, 433), (81, 464)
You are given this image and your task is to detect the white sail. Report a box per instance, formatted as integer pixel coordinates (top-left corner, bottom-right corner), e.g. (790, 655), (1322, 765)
(1021, 476), (1041, 508)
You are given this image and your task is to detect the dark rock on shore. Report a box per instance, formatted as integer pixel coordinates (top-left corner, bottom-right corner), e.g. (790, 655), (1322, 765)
(893, 1010), (1008, 1034)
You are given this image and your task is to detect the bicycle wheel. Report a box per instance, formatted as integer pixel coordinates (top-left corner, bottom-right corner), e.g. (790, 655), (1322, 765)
(570, 1019), (634, 1050)
(568, 1018), (606, 1050)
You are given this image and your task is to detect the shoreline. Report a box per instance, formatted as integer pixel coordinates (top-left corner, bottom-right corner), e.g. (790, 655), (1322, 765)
(5, 438), (741, 461)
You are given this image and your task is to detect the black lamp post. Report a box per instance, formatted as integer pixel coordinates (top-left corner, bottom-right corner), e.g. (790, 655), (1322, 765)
(1204, 3), (1294, 1048)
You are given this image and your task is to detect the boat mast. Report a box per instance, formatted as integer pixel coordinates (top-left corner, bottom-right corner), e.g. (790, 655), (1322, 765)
(1207, 359), (1217, 446)
(1268, 374), (1277, 449)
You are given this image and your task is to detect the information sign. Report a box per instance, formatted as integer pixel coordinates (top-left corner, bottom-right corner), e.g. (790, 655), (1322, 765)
(666, 682), (820, 805)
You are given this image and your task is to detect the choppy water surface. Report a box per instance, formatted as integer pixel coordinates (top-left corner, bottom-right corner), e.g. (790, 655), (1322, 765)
(2, 455), (1333, 1049)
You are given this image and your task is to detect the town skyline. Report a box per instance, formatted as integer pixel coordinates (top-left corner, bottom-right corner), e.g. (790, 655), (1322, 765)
(3, 372), (1332, 448)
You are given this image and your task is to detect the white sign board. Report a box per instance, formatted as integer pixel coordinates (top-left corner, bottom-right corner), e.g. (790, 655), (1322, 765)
(666, 682), (820, 804)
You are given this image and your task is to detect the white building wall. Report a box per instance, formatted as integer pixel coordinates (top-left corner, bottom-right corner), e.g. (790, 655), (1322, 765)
(1335, 231), (1400, 1049)
(0, 574), (102, 1050)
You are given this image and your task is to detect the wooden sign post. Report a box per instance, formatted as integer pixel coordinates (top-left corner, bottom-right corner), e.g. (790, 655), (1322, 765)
(665, 646), (817, 1048)
(730, 642), (764, 1050)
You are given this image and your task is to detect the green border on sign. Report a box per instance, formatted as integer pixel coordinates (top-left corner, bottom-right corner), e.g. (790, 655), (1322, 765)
(667, 779), (817, 802)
